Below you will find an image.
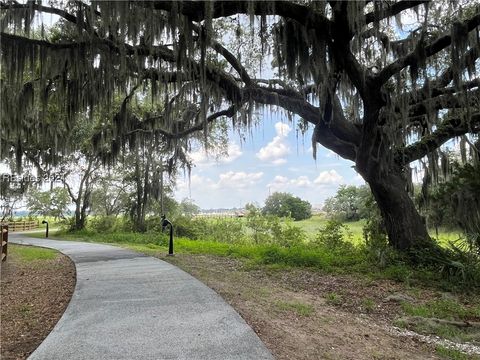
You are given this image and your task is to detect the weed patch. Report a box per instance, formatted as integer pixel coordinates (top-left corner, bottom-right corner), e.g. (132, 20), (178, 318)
(325, 292), (343, 306)
(275, 301), (314, 317)
(436, 345), (480, 360)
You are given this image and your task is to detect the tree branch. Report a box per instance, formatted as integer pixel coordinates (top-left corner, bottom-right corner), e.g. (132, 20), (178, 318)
(128, 104), (238, 140)
(63, 178), (77, 203)
(365, 1), (429, 25)
(246, 87), (359, 160)
(148, 1), (332, 35)
(375, 11), (480, 85)
(0, 2), (78, 23)
(398, 113), (480, 164)
(408, 89), (480, 118)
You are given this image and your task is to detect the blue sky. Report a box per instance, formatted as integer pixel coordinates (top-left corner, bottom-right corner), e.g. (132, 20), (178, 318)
(175, 110), (365, 209)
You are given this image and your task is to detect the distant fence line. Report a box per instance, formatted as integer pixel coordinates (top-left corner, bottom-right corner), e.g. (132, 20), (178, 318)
(194, 213), (245, 219)
(4, 220), (39, 232)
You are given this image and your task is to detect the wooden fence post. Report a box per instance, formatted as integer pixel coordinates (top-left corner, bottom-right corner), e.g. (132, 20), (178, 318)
(1, 224), (8, 262)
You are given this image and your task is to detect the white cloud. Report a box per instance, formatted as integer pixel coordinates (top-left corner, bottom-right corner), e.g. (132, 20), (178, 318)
(188, 142), (243, 166)
(268, 170), (345, 192)
(178, 171), (263, 192)
(188, 150), (209, 164)
(221, 142), (243, 163)
(176, 174), (215, 191)
(267, 175), (289, 191)
(217, 171), (264, 189)
(290, 175), (312, 188)
(271, 157), (288, 165)
(274, 122), (291, 137)
(313, 170), (343, 185)
(273, 175), (289, 183)
(354, 174), (365, 185)
(256, 122), (291, 165)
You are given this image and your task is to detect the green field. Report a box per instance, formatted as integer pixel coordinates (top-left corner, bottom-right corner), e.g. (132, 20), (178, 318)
(296, 215), (462, 247)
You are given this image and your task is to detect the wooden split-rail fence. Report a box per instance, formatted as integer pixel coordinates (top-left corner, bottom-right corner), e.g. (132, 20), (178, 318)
(1, 221), (40, 261)
(5, 220), (39, 232)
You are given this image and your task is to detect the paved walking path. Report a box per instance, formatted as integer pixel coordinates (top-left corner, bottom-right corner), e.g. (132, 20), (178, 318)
(11, 234), (273, 360)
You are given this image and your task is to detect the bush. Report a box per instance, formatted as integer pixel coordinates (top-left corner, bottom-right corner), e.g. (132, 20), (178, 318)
(362, 213), (396, 268)
(245, 209), (273, 244)
(312, 220), (353, 252)
(269, 217), (306, 247)
(89, 216), (118, 233)
(170, 216), (209, 239)
(58, 216), (77, 231)
(441, 239), (480, 287)
(208, 219), (246, 243)
(245, 209), (307, 247)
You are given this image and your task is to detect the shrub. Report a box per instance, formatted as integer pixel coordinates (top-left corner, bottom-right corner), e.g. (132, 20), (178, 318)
(208, 219), (246, 243)
(245, 211), (306, 247)
(171, 216), (209, 239)
(145, 215), (164, 233)
(312, 220), (353, 251)
(361, 207), (400, 268)
(270, 217), (306, 247)
(441, 239), (480, 287)
(245, 209), (274, 244)
(89, 215), (118, 233)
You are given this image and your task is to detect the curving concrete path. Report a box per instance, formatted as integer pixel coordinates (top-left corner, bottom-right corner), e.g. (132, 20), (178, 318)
(11, 234), (273, 360)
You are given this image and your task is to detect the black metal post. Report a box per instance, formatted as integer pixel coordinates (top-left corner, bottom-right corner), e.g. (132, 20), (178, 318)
(168, 224), (173, 256)
(42, 220), (49, 238)
(161, 215), (174, 256)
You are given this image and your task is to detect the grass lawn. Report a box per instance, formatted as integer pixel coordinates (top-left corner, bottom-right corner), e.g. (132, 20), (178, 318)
(8, 245), (58, 262)
(296, 215), (366, 244)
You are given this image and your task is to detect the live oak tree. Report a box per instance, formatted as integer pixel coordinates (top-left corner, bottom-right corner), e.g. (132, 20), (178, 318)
(90, 170), (130, 218)
(26, 187), (70, 219)
(263, 192), (312, 221)
(1, 1), (479, 254)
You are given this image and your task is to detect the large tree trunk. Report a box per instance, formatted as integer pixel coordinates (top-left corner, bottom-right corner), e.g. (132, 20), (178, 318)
(73, 201), (85, 230)
(132, 153), (148, 233)
(365, 167), (434, 253)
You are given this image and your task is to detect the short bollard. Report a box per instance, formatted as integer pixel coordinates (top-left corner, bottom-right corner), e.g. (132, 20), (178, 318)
(42, 220), (49, 238)
(161, 215), (174, 256)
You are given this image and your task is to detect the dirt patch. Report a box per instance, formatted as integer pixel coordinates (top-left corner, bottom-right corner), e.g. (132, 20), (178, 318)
(163, 254), (442, 360)
(0, 245), (76, 360)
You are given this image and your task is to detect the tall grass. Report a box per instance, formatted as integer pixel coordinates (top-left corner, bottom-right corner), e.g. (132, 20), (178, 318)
(28, 213), (477, 292)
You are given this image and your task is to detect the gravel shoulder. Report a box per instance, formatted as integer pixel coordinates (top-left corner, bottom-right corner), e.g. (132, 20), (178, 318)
(163, 253), (480, 360)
